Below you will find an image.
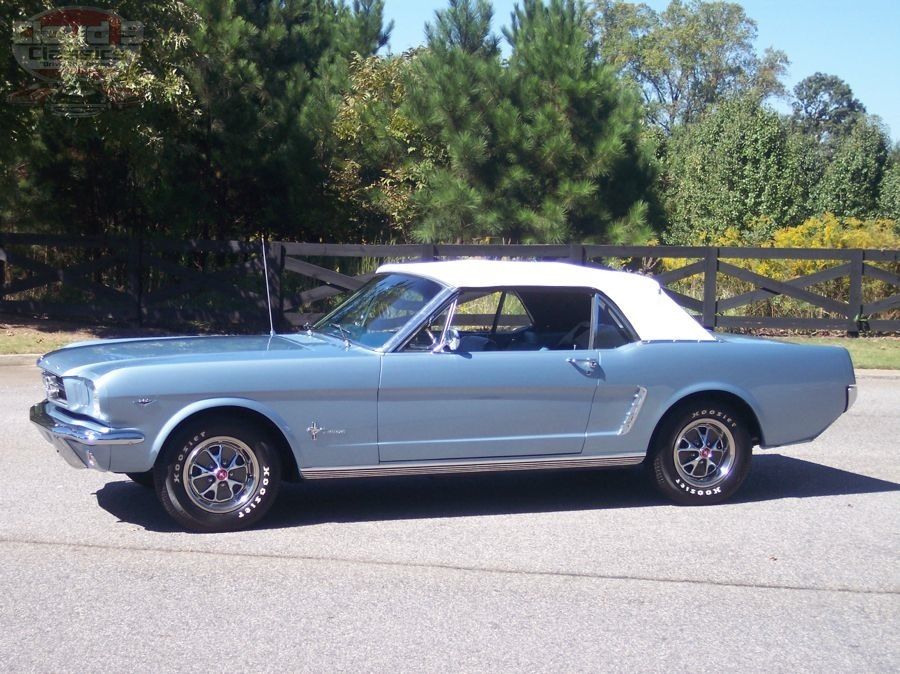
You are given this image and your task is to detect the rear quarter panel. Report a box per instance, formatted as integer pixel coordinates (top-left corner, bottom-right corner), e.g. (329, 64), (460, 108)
(587, 336), (854, 457)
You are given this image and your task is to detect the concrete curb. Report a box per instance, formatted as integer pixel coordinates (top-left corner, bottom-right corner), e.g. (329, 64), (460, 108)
(0, 354), (40, 367)
(855, 369), (900, 379)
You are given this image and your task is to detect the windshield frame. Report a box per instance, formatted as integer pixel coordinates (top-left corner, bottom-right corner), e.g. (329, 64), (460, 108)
(312, 273), (452, 352)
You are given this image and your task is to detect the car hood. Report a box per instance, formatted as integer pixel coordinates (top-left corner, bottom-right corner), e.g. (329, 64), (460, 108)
(37, 333), (361, 377)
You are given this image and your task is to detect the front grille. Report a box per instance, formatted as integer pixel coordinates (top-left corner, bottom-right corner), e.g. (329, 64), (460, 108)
(42, 372), (66, 402)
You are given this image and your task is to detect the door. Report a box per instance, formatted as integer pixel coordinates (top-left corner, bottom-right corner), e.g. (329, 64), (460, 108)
(378, 286), (604, 462)
(378, 348), (602, 461)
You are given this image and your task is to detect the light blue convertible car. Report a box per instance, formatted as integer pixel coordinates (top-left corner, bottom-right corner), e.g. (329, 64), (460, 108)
(31, 260), (857, 532)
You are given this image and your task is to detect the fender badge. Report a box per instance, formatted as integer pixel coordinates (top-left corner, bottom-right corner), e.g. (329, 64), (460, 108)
(133, 398), (156, 407)
(307, 422), (346, 441)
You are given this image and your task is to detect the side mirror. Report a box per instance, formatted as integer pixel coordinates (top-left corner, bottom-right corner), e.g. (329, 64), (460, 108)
(432, 328), (461, 353)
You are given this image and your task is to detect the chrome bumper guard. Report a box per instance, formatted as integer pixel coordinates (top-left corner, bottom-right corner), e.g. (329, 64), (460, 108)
(30, 401), (144, 470)
(846, 384), (858, 412)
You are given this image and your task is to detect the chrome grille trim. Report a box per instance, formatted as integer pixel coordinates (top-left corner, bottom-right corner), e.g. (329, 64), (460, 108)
(301, 454), (644, 480)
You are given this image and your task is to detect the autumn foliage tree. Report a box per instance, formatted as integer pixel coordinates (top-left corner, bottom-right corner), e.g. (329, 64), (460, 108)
(591, 0), (788, 133)
(663, 97), (809, 244)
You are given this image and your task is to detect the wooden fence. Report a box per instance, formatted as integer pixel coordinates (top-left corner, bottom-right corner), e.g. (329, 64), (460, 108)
(1, 234), (898, 334)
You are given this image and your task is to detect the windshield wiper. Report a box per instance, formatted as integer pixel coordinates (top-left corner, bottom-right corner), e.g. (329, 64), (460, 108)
(328, 322), (351, 348)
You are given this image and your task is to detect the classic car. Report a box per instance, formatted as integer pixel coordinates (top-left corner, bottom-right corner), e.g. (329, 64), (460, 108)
(31, 260), (857, 532)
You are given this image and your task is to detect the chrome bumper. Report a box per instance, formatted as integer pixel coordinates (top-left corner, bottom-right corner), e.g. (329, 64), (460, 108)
(30, 401), (144, 470)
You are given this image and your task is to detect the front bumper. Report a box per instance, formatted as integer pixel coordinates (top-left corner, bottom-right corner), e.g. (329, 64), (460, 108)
(30, 401), (144, 471)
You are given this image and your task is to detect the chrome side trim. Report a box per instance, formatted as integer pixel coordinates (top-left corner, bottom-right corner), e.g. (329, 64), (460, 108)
(617, 386), (648, 435)
(30, 401), (144, 446)
(301, 454), (644, 480)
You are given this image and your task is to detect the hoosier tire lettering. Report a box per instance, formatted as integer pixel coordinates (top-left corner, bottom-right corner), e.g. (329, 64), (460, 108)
(238, 468), (271, 519)
(691, 408), (737, 429)
(674, 478), (723, 496)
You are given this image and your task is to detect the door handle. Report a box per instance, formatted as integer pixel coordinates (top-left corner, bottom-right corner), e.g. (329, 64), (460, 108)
(566, 357), (599, 374)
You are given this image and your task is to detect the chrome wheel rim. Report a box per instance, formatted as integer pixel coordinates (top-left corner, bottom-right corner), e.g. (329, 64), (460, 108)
(673, 419), (735, 489)
(182, 436), (259, 514)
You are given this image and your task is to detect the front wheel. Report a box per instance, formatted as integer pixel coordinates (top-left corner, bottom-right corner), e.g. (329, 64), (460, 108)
(650, 401), (752, 505)
(154, 417), (282, 532)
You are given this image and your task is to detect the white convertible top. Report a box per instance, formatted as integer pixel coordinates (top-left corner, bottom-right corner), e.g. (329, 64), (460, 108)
(377, 260), (715, 342)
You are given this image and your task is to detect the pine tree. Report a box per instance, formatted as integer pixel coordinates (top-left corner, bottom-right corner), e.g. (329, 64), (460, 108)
(181, 0), (392, 240)
(2, 0), (392, 241)
(405, 0), (657, 243)
(404, 0), (505, 242)
(504, 0), (657, 243)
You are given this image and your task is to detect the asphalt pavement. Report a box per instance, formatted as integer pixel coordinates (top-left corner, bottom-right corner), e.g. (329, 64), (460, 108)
(0, 364), (897, 672)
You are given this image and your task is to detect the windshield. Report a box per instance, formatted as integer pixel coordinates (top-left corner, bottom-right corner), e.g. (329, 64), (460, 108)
(313, 273), (444, 349)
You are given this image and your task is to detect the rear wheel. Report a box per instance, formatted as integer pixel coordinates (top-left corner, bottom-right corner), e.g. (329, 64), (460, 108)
(650, 401), (752, 505)
(154, 417), (282, 532)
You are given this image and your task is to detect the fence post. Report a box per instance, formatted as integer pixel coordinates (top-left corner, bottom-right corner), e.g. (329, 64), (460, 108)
(127, 234), (142, 326)
(569, 243), (585, 265)
(847, 249), (864, 336)
(0, 239), (6, 299)
(702, 247), (718, 329)
(419, 244), (437, 261)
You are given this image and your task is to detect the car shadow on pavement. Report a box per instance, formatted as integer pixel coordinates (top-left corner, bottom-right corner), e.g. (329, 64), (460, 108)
(735, 454), (900, 504)
(93, 483), (182, 533)
(94, 453), (900, 532)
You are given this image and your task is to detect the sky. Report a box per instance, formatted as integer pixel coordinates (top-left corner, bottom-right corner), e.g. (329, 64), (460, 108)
(382, 0), (900, 143)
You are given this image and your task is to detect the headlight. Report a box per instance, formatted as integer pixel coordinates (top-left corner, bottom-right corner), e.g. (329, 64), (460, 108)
(42, 372), (66, 402)
(62, 377), (102, 418)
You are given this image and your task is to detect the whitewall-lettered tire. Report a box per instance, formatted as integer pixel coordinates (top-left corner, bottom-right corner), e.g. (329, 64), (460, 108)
(154, 417), (281, 532)
(650, 401), (752, 505)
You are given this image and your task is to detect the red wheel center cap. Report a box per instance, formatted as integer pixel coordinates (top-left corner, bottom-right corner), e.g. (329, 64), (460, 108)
(701, 449), (711, 459)
(215, 468), (228, 481)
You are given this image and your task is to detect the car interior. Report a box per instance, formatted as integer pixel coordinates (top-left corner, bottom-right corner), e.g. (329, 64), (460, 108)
(403, 287), (635, 352)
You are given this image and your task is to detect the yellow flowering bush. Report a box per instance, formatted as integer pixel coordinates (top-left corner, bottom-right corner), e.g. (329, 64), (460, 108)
(658, 214), (900, 321)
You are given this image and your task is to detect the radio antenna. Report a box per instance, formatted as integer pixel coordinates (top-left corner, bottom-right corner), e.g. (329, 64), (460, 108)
(260, 237), (275, 337)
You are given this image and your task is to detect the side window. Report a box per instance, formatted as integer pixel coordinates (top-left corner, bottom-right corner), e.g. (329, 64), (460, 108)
(450, 288), (593, 352)
(452, 291), (502, 333)
(402, 306), (450, 352)
(594, 295), (634, 349)
(494, 293), (530, 333)
(446, 291), (507, 353)
(399, 287), (634, 353)
(402, 289), (535, 353)
(516, 288), (593, 350)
